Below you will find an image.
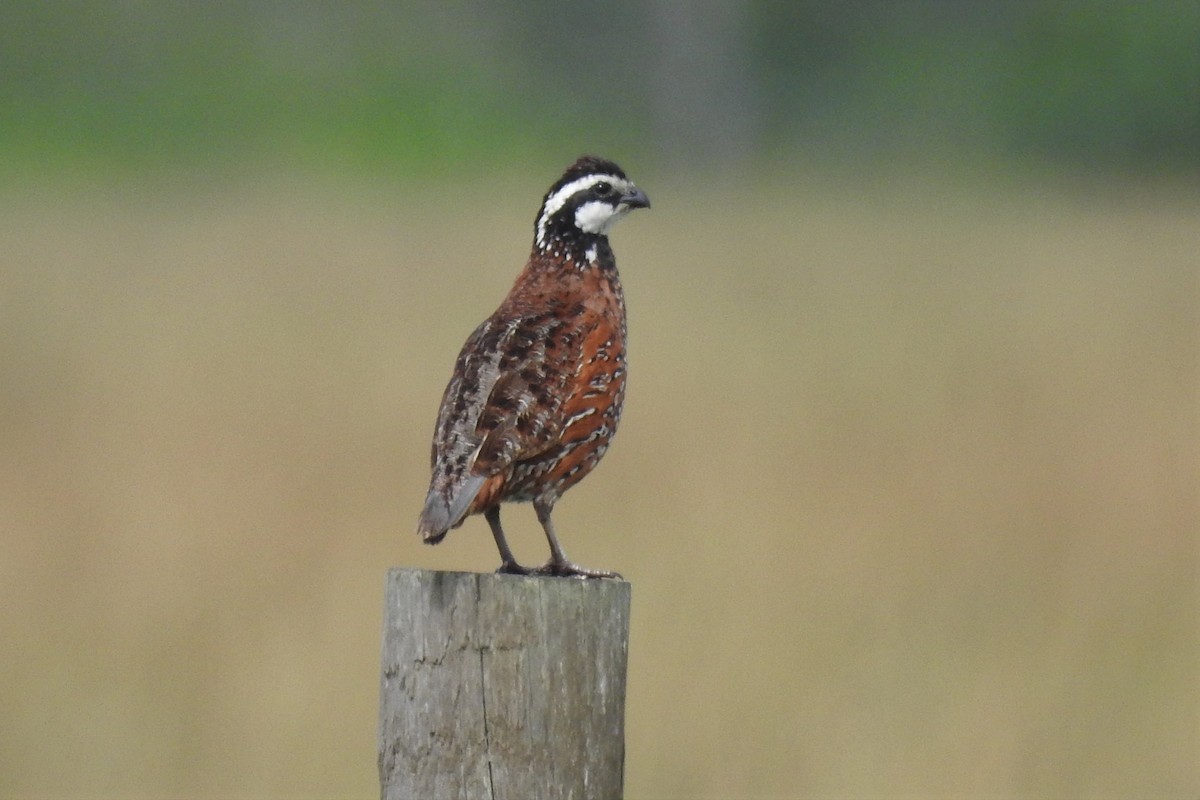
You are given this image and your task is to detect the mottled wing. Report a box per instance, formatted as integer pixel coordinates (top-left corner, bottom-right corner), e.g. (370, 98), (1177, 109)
(470, 311), (589, 472)
(417, 311), (584, 540)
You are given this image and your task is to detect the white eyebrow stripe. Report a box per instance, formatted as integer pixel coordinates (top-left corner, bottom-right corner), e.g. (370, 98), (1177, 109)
(541, 174), (620, 220)
(536, 173), (627, 245)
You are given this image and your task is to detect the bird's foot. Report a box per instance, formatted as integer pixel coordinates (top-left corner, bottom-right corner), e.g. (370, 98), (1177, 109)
(534, 560), (623, 580)
(495, 559), (536, 576)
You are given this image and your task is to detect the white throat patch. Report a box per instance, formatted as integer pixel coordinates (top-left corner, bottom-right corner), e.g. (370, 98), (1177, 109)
(574, 200), (625, 235)
(536, 173), (629, 247)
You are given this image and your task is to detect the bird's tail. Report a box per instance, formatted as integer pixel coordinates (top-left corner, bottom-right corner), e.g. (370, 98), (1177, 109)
(417, 475), (485, 544)
(417, 493), (451, 544)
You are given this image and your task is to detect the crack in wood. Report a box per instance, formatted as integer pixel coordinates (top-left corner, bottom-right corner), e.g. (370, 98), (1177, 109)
(479, 647), (496, 800)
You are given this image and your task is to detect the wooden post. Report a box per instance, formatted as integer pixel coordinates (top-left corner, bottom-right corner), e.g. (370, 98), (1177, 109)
(378, 568), (631, 800)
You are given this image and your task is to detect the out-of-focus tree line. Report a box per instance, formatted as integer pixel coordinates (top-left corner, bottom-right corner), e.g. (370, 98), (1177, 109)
(1, 1), (1196, 175)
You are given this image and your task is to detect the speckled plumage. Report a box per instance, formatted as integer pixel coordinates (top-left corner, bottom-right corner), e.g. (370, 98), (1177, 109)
(417, 156), (649, 578)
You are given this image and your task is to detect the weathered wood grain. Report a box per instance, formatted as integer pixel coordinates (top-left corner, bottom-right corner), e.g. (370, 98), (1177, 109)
(378, 568), (631, 800)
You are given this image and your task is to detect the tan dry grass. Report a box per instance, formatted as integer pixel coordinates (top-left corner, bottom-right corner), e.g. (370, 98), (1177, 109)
(0, 171), (1195, 797)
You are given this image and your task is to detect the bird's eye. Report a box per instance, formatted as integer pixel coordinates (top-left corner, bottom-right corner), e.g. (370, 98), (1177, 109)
(593, 182), (613, 197)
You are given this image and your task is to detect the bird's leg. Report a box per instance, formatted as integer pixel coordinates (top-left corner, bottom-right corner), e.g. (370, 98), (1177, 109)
(486, 506), (533, 575)
(532, 499), (623, 580)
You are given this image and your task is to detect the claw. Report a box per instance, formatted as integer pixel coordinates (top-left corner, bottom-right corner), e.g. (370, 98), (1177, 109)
(534, 560), (623, 580)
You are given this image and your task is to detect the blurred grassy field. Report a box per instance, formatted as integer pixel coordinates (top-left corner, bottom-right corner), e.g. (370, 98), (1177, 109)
(0, 167), (1195, 798)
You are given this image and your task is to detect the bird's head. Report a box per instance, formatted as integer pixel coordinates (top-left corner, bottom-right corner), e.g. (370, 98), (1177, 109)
(534, 156), (650, 256)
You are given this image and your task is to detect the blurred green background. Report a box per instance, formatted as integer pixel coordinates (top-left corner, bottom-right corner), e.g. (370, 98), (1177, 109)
(1, 2), (1196, 798)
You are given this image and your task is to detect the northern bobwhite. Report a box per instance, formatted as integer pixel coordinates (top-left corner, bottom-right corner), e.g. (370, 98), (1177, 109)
(417, 156), (650, 578)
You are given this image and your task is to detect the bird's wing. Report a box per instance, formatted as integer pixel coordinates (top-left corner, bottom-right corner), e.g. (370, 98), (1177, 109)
(469, 310), (589, 472)
(419, 310), (588, 537)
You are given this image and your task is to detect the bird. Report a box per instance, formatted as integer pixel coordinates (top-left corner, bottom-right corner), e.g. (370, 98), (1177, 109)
(417, 155), (650, 579)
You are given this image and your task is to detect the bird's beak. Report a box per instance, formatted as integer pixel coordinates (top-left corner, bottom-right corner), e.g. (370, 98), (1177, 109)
(622, 185), (651, 209)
